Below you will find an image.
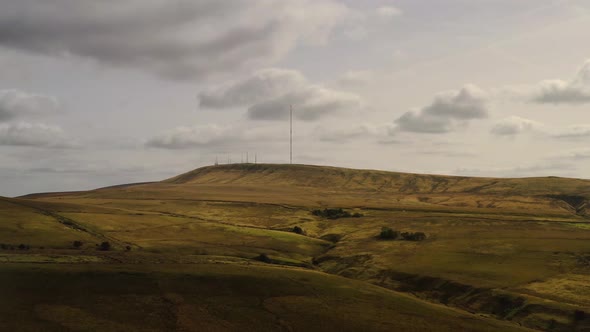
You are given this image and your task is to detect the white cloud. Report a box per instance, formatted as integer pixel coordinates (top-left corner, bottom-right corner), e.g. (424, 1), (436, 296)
(394, 84), (489, 134)
(553, 124), (590, 140)
(490, 116), (542, 136)
(0, 0), (352, 80)
(0, 89), (61, 121)
(531, 59), (590, 104)
(146, 124), (236, 149)
(199, 68), (363, 121)
(376, 6), (403, 19)
(0, 122), (75, 148)
(315, 123), (390, 142)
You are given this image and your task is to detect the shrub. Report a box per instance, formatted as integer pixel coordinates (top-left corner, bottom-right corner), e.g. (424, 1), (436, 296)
(352, 212), (363, 218)
(312, 208), (353, 219)
(0, 244), (6, 250)
(18, 244), (30, 250)
(125, 245), (132, 251)
(292, 226), (305, 235)
(574, 310), (586, 322)
(72, 241), (83, 249)
(98, 241), (111, 251)
(256, 253), (272, 263)
(379, 227), (399, 240)
(401, 232), (427, 241)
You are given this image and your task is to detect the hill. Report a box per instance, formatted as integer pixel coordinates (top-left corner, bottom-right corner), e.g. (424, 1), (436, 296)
(3, 163), (590, 331)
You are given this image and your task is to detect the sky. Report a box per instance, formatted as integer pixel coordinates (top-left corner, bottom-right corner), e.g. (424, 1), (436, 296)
(1, 0), (590, 197)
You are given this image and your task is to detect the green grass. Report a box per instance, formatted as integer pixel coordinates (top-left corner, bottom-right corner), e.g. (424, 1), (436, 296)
(3, 163), (590, 331)
(0, 263), (529, 332)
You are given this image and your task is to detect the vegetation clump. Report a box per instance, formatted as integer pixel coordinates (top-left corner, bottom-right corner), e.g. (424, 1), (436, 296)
(292, 226), (306, 235)
(98, 241), (111, 251)
(401, 232), (427, 241)
(312, 208), (363, 219)
(1, 243), (31, 250)
(73, 240), (83, 249)
(256, 253), (272, 263)
(379, 227), (400, 240)
(378, 228), (427, 241)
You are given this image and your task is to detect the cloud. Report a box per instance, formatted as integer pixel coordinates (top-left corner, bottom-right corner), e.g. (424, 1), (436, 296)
(0, 0), (352, 80)
(146, 124), (236, 149)
(0, 89), (61, 121)
(531, 59), (590, 104)
(315, 123), (390, 142)
(376, 6), (403, 19)
(394, 84), (488, 134)
(248, 86), (362, 121)
(146, 123), (286, 149)
(199, 68), (363, 121)
(552, 148), (590, 160)
(335, 70), (373, 88)
(490, 116), (542, 136)
(553, 125), (590, 140)
(199, 68), (306, 108)
(0, 122), (75, 148)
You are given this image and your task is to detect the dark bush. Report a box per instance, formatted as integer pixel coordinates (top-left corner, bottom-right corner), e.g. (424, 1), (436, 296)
(312, 208), (353, 219)
(293, 226), (305, 235)
(72, 240), (83, 249)
(379, 227), (399, 240)
(125, 245), (132, 251)
(0, 243), (6, 250)
(18, 244), (30, 250)
(401, 232), (427, 241)
(574, 310), (586, 322)
(256, 253), (272, 263)
(352, 212), (363, 218)
(98, 241), (111, 251)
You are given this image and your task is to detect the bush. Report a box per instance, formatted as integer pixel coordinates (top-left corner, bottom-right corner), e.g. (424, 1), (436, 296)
(292, 226), (305, 235)
(125, 245), (132, 251)
(401, 232), (427, 241)
(312, 208), (353, 219)
(72, 240), (83, 249)
(256, 253), (272, 263)
(352, 212), (363, 218)
(574, 310), (586, 322)
(379, 227), (399, 240)
(98, 241), (111, 251)
(18, 244), (30, 250)
(0, 244), (6, 250)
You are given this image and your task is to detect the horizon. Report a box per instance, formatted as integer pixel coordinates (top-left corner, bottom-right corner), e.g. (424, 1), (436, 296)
(2, 0), (590, 196)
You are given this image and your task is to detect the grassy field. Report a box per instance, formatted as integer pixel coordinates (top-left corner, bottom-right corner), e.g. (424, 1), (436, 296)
(2, 163), (590, 331)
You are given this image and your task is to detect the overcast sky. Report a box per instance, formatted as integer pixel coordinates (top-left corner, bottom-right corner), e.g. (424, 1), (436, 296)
(1, 0), (590, 196)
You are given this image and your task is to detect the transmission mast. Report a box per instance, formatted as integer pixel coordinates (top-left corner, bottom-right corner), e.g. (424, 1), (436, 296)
(290, 104), (293, 164)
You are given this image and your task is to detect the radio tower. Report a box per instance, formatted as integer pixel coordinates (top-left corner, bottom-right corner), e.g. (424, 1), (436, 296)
(290, 105), (293, 164)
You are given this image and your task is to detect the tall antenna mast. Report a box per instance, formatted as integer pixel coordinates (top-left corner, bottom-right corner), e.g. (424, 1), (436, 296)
(290, 104), (293, 164)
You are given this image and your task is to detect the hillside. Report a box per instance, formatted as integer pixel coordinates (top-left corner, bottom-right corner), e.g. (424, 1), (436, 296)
(3, 163), (590, 331)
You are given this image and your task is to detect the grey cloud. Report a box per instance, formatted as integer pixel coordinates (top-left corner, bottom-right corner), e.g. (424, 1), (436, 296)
(146, 124), (236, 149)
(248, 86), (362, 121)
(0, 122), (76, 148)
(199, 68), (306, 108)
(0, 0), (351, 80)
(490, 116), (542, 136)
(199, 67), (363, 121)
(0, 89), (60, 121)
(394, 84), (488, 134)
(531, 59), (590, 104)
(146, 123), (286, 150)
(315, 123), (390, 142)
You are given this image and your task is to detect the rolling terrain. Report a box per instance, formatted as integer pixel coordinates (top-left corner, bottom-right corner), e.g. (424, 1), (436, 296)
(2, 163), (590, 331)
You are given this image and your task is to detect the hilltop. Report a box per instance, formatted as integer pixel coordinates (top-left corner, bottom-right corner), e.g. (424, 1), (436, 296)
(2, 163), (590, 331)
